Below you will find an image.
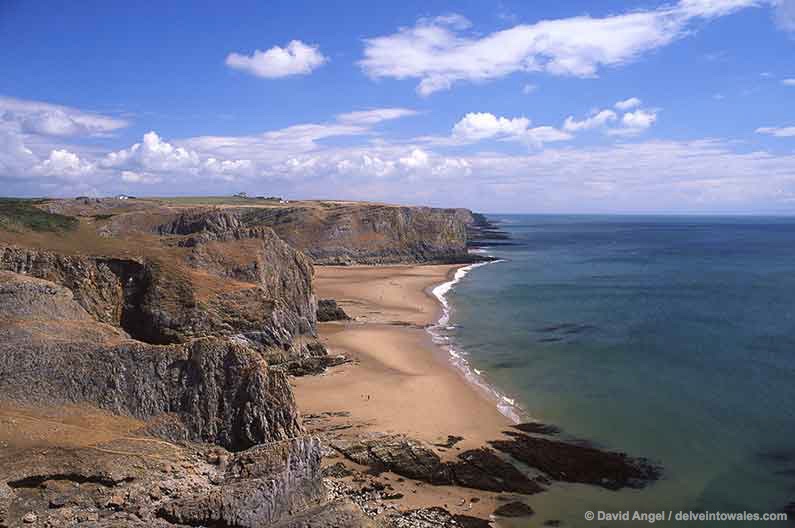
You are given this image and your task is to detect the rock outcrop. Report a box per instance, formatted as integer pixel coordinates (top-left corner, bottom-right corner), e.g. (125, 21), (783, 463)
(489, 431), (661, 490)
(0, 270), (301, 451)
(0, 433), (373, 528)
(317, 299), (351, 321)
(330, 434), (543, 494)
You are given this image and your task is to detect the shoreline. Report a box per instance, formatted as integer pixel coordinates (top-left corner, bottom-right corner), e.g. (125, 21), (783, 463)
(425, 258), (524, 424)
(291, 263), (515, 517)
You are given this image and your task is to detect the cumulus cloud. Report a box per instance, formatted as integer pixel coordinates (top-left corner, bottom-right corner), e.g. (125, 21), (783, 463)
(608, 109), (659, 136)
(782, 78), (795, 85)
(226, 40), (327, 78)
(615, 97), (642, 110)
(399, 148), (430, 168)
(359, 0), (758, 95)
(0, 96), (128, 137)
(563, 109), (618, 132)
(522, 84), (537, 94)
(336, 108), (418, 125)
(453, 112), (531, 141)
(33, 149), (95, 180)
(451, 112), (571, 146)
(756, 125), (795, 136)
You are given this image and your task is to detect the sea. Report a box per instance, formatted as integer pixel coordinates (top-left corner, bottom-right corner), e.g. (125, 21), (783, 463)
(430, 215), (795, 527)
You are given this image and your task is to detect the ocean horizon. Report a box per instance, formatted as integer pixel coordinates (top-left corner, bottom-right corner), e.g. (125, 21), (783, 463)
(435, 214), (795, 526)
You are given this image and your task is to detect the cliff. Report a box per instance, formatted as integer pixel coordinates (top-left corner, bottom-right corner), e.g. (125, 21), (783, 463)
(231, 203), (476, 264)
(0, 198), (380, 527)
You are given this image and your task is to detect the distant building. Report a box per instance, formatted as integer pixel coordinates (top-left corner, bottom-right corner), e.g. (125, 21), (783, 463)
(116, 194), (130, 200)
(234, 192), (248, 198)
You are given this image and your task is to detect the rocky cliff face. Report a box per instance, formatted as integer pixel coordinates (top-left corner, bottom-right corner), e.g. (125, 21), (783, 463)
(0, 200), (378, 526)
(242, 204), (472, 264)
(0, 271), (301, 451)
(158, 203), (478, 265)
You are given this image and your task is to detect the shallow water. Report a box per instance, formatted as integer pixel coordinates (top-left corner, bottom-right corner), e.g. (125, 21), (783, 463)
(444, 215), (795, 527)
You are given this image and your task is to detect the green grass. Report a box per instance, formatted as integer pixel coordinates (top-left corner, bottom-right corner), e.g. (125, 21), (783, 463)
(0, 198), (78, 232)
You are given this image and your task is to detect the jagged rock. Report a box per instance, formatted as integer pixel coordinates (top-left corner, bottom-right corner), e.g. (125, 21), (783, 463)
(0, 271), (301, 451)
(157, 437), (325, 528)
(0, 435), (378, 528)
(331, 435), (542, 494)
(450, 449), (544, 494)
(332, 435), (451, 484)
(0, 240), (316, 355)
(389, 507), (491, 528)
(323, 462), (354, 478)
(489, 432), (660, 490)
(317, 298), (351, 321)
(493, 501), (534, 517)
(211, 204), (483, 265)
(513, 422), (562, 435)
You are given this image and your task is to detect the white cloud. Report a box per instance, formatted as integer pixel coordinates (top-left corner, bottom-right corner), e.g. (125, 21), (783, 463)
(399, 148), (430, 168)
(522, 83), (537, 94)
(451, 112), (572, 146)
(756, 125), (795, 136)
(453, 112), (531, 140)
(103, 131), (199, 171)
(33, 149), (95, 180)
(336, 108), (418, 125)
(226, 40), (327, 78)
(0, 96), (128, 137)
(359, 0), (758, 95)
(615, 97), (642, 110)
(608, 109), (659, 136)
(563, 109), (618, 132)
(782, 78), (795, 85)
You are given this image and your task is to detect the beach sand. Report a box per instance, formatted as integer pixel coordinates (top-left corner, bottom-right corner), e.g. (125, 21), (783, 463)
(292, 264), (514, 517)
(293, 264), (510, 449)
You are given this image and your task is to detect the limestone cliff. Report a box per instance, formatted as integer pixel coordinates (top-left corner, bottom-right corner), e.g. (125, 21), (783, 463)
(146, 202), (483, 265)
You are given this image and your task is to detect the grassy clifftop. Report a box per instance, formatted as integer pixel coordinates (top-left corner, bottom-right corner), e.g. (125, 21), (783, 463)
(0, 198), (78, 232)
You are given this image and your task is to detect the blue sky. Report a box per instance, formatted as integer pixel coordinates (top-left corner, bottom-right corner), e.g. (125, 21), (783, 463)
(1, 0), (794, 213)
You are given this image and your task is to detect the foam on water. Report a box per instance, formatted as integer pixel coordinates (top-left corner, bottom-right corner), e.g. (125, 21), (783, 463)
(427, 256), (523, 424)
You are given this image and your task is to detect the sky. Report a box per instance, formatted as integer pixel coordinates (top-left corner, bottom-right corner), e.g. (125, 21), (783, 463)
(1, 0), (795, 213)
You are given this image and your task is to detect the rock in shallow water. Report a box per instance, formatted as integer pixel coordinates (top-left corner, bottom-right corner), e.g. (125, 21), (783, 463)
(493, 501), (535, 517)
(489, 432), (660, 490)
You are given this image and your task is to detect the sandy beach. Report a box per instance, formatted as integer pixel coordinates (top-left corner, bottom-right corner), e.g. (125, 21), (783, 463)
(293, 264), (511, 450)
(292, 264), (514, 517)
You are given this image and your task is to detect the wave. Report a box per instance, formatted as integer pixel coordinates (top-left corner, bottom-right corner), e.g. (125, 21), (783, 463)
(428, 256), (524, 424)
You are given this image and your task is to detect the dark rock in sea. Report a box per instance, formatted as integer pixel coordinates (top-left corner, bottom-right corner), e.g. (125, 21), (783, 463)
(317, 298), (351, 321)
(331, 435), (542, 494)
(464, 212), (512, 250)
(450, 449), (544, 495)
(514, 422), (562, 435)
(489, 432), (660, 490)
(493, 501), (535, 517)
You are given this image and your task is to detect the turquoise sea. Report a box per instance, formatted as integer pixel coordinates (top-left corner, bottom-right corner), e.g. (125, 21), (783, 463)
(439, 215), (795, 527)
